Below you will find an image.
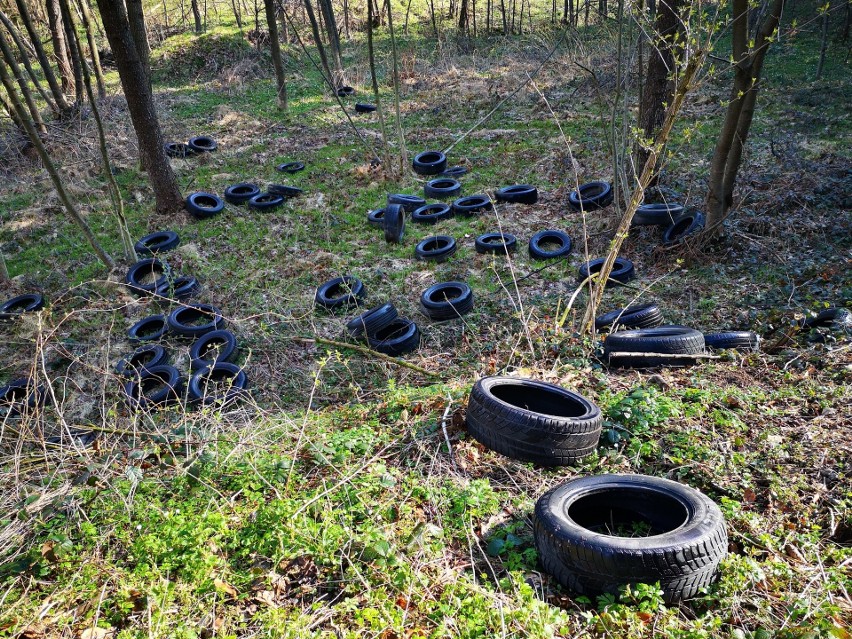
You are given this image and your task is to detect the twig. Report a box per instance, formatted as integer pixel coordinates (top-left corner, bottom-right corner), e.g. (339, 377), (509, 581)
(439, 401), (456, 471)
(292, 337), (441, 378)
(607, 351), (721, 359)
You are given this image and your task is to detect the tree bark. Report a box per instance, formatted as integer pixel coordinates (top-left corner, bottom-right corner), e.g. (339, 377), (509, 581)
(458, 0), (469, 31)
(77, 0), (106, 98)
(367, 0), (389, 165)
(264, 0), (286, 108)
(0, 23), (46, 134)
(385, 0), (407, 172)
(191, 0), (203, 32)
(95, 0), (184, 214)
(316, 0), (343, 85)
(300, 0), (335, 90)
(815, 1), (830, 80)
(126, 0), (151, 88)
(58, 0), (84, 109)
(46, 0), (75, 96)
(0, 10), (58, 114)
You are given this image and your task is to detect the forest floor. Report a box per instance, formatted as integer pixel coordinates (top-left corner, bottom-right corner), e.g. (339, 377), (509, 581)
(0, 10), (850, 639)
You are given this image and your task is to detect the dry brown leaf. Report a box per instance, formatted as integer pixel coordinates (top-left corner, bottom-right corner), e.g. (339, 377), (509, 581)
(213, 578), (238, 599)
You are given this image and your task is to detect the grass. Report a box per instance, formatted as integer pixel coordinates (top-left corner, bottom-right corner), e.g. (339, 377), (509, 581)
(0, 3), (850, 638)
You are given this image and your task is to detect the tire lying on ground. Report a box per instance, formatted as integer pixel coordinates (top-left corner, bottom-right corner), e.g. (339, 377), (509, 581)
(578, 257), (635, 287)
(125, 258), (170, 297)
(412, 150), (447, 175)
(495, 184), (538, 204)
(703, 331), (760, 351)
(0, 294), (45, 321)
(190, 329), (239, 370)
(346, 302), (398, 339)
(115, 345), (169, 377)
(475, 232), (517, 255)
(164, 142), (193, 158)
(122, 364), (184, 410)
(419, 281), (474, 321)
(424, 178), (462, 200)
(415, 235), (457, 262)
(412, 203), (453, 224)
(387, 193), (426, 212)
(663, 213), (705, 245)
(276, 161), (305, 174)
(135, 230), (180, 255)
(452, 194), (492, 216)
(187, 136), (217, 153)
(186, 192), (224, 219)
(634, 202), (684, 227)
(223, 183), (261, 205)
(0, 377), (45, 417)
(604, 326), (705, 367)
(367, 208), (386, 227)
(248, 192), (285, 210)
(367, 318), (420, 355)
(127, 315), (169, 342)
(595, 303), (664, 331)
(529, 230), (572, 260)
(355, 103), (376, 113)
(167, 304), (226, 338)
(465, 376), (603, 465)
(534, 474), (728, 602)
(383, 203), (405, 243)
(336, 85), (355, 97)
(315, 276), (365, 310)
(267, 184), (304, 199)
(170, 275), (201, 300)
(188, 361), (248, 406)
(568, 181), (613, 211)
(801, 307), (852, 329)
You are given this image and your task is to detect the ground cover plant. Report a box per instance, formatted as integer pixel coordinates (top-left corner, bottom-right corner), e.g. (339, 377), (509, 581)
(0, 0), (850, 637)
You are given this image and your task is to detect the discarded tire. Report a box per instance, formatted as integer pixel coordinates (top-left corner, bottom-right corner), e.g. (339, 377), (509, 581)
(466, 376), (603, 465)
(663, 213), (705, 245)
(568, 181), (613, 211)
(190, 329), (238, 370)
(346, 302), (398, 339)
(475, 232), (517, 255)
(125, 258), (170, 296)
(167, 304), (226, 338)
(704, 331), (760, 351)
(412, 203), (453, 224)
(186, 192), (224, 219)
(441, 166), (468, 177)
(188, 362), (248, 406)
(336, 85), (355, 97)
(164, 142), (193, 158)
(424, 178), (462, 200)
(388, 193), (426, 212)
(595, 303), (664, 331)
(115, 344), (169, 377)
(135, 230), (180, 255)
(604, 326), (705, 367)
(276, 161), (305, 174)
(367, 208), (386, 227)
(419, 281), (474, 321)
(0, 377), (44, 416)
(188, 136), (217, 152)
(495, 184), (538, 205)
(355, 103), (377, 113)
(315, 276), (365, 310)
(578, 257), (635, 287)
(534, 474), (727, 602)
(248, 192), (285, 210)
(367, 318), (420, 355)
(529, 230), (572, 260)
(123, 364), (184, 410)
(224, 183), (261, 205)
(412, 150), (447, 175)
(415, 235), (457, 262)
(267, 184), (304, 199)
(383, 203), (405, 243)
(452, 194), (492, 216)
(0, 294), (45, 320)
(802, 307), (852, 329)
(171, 275), (201, 300)
(634, 202), (684, 227)
(127, 315), (169, 343)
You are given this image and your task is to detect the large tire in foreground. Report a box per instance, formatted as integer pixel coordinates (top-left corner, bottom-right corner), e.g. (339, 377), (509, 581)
(465, 377), (602, 466)
(534, 474), (727, 602)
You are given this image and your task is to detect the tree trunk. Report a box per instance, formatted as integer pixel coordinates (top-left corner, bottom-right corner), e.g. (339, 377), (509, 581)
(705, 0), (784, 234)
(367, 0), (390, 165)
(300, 0), (335, 90)
(191, 0), (203, 32)
(385, 0), (407, 172)
(46, 0), (75, 96)
(126, 0), (151, 88)
(230, 0), (243, 28)
(77, 0), (106, 99)
(499, 0), (507, 33)
(58, 0), (84, 109)
(0, 10), (58, 114)
(429, 0), (438, 35)
(458, 0), (469, 31)
(12, 0), (70, 114)
(265, 0), (286, 108)
(0, 24), (47, 134)
(317, 0), (343, 85)
(95, 0), (184, 214)
(815, 1), (830, 79)
(636, 0), (682, 179)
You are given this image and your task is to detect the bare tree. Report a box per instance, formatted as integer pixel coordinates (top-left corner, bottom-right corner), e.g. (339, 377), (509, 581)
(0, 10), (58, 114)
(45, 0), (75, 96)
(58, 0), (84, 109)
(95, 0), (184, 214)
(77, 0), (106, 99)
(0, 25), (46, 134)
(316, 0), (343, 85)
(704, 0), (785, 234)
(815, 0), (830, 80)
(191, 0), (203, 32)
(265, 0), (286, 108)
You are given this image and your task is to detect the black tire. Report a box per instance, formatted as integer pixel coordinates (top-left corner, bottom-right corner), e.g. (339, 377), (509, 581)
(367, 208), (386, 227)
(122, 364), (184, 410)
(187, 135), (217, 152)
(336, 85), (355, 97)
(223, 183), (261, 205)
(578, 257), (635, 287)
(663, 213), (705, 245)
(127, 315), (169, 343)
(171, 275), (201, 300)
(135, 230), (180, 255)
(424, 178), (462, 200)
(415, 235), (457, 262)
(167, 304), (226, 338)
(346, 302), (398, 338)
(704, 331), (760, 351)
(188, 362), (249, 406)
(604, 326), (705, 367)
(634, 203), (684, 227)
(45, 428), (97, 448)
(276, 161), (305, 174)
(412, 150), (448, 176)
(412, 203), (453, 224)
(164, 142), (194, 158)
(419, 281), (474, 321)
(452, 194), (492, 217)
(568, 181), (613, 211)
(367, 318), (420, 355)
(465, 376), (603, 466)
(441, 166), (468, 177)
(0, 293), (45, 320)
(115, 344), (169, 377)
(355, 102), (377, 113)
(388, 193), (426, 212)
(190, 329), (239, 370)
(186, 192), (224, 219)
(125, 258), (170, 296)
(529, 230), (572, 260)
(495, 184), (538, 204)
(248, 192), (285, 210)
(475, 232), (517, 255)
(534, 474), (728, 602)
(595, 303), (664, 331)
(383, 203), (405, 243)
(802, 307), (852, 329)
(0, 377), (44, 417)
(315, 276), (366, 310)
(267, 184), (304, 199)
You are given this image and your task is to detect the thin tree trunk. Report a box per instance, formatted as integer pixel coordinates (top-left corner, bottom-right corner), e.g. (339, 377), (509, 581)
(367, 0), (390, 165)
(430, 0), (439, 35)
(385, 0), (407, 172)
(343, 0), (350, 38)
(458, 0), (469, 31)
(0, 25), (46, 134)
(230, 0), (243, 28)
(191, 0), (203, 32)
(815, 2), (830, 79)
(404, 0), (413, 33)
(265, 0), (286, 108)
(126, 0), (151, 88)
(95, 0), (184, 214)
(46, 0), (75, 96)
(500, 0), (507, 33)
(317, 0), (343, 85)
(0, 10), (58, 114)
(77, 0), (106, 98)
(0, 53), (114, 268)
(0, 87), (27, 133)
(58, 0), (84, 109)
(300, 0), (335, 90)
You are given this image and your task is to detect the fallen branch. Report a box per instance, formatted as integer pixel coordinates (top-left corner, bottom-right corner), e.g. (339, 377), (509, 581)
(293, 337), (441, 378)
(607, 351), (721, 359)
